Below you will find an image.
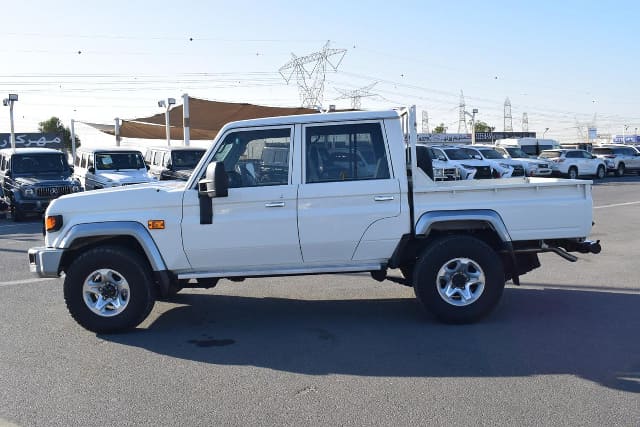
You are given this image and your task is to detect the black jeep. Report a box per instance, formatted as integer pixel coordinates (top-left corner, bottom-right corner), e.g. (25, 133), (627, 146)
(0, 148), (82, 221)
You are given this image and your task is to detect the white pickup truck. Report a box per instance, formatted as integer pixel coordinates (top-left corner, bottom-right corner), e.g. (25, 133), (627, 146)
(28, 107), (601, 333)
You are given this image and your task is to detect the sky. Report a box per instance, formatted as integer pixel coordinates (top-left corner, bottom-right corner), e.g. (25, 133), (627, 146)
(1, 0), (639, 146)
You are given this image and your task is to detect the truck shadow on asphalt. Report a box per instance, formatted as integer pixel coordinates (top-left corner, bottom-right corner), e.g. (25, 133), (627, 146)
(101, 285), (640, 394)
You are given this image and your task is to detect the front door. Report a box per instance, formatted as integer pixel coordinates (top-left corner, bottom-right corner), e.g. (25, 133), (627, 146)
(181, 126), (302, 271)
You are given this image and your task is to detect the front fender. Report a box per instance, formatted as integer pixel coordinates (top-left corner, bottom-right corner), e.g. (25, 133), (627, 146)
(56, 221), (168, 271)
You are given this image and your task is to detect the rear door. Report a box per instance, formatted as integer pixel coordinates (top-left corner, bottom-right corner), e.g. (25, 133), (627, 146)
(297, 121), (402, 263)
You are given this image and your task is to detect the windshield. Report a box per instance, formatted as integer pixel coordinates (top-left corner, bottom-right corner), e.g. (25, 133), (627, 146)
(12, 153), (69, 174)
(478, 149), (504, 159)
(539, 150), (562, 159)
(592, 148), (613, 155)
(171, 150), (205, 168)
(505, 147), (529, 158)
(443, 148), (473, 160)
(96, 152), (145, 170)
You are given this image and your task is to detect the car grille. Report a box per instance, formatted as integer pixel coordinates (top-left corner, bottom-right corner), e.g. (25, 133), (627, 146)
(512, 165), (525, 176)
(36, 186), (74, 198)
(474, 166), (493, 179)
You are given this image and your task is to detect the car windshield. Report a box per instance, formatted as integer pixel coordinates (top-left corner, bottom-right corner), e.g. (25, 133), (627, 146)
(478, 149), (504, 159)
(171, 150), (205, 168)
(504, 147), (529, 158)
(443, 148), (473, 160)
(96, 152), (145, 170)
(539, 150), (563, 159)
(12, 153), (69, 174)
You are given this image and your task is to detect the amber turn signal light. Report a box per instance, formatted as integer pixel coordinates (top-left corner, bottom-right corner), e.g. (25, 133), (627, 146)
(45, 215), (63, 232)
(148, 220), (165, 230)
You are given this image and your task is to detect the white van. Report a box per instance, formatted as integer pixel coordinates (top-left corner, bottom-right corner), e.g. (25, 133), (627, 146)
(74, 147), (157, 190)
(495, 138), (560, 158)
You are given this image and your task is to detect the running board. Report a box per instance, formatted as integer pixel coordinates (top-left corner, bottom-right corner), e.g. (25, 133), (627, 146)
(177, 263), (385, 280)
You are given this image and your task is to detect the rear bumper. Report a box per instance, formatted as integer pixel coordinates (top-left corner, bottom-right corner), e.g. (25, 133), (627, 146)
(28, 246), (63, 278)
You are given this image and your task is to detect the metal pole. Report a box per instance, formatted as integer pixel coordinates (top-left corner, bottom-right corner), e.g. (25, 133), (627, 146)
(471, 110), (476, 145)
(9, 100), (16, 152)
(165, 106), (171, 147)
(182, 93), (190, 147)
(70, 119), (76, 161)
(115, 117), (121, 147)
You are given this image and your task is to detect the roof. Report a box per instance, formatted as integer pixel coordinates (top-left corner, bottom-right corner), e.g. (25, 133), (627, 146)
(0, 147), (62, 155)
(145, 146), (206, 152)
(76, 146), (144, 154)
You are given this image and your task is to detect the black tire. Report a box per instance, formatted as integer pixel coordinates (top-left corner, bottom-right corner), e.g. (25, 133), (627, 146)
(11, 205), (24, 222)
(63, 245), (156, 333)
(413, 235), (505, 323)
(567, 167), (578, 179)
(596, 165), (605, 179)
(615, 163), (625, 177)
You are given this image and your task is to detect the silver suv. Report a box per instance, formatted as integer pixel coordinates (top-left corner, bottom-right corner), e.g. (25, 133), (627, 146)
(592, 145), (640, 176)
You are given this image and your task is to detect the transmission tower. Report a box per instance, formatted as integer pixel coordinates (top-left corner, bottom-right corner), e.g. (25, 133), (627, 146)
(522, 112), (529, 132)
(458, 91), (468, 133)
(279, 40), (347, 108)
(504, 97), (513, 131)
(422, 110), (430, 133)
(335, 82), (378, 110)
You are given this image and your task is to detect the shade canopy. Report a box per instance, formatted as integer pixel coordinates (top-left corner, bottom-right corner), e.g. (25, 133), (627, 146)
(87, 97), (319, 140)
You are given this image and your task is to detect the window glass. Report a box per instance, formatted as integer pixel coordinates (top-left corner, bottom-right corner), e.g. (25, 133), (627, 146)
(0, 156), (5, 170)
(75, 152), (81, 166)
(12, 154), (68, 174)
(305, 122), (389, 183)
(171, 150), (205, 168)
(80, 154), (87, 168)
(88, 155), (94, 169)
(211, 128), (291, 188)
(566, 151), (579, 158)
(95, 152), (145, 170)
(432, 148), (447, 162)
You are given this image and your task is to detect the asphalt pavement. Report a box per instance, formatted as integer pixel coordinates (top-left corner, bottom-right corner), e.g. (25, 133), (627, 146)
(0, 175), (638, 426)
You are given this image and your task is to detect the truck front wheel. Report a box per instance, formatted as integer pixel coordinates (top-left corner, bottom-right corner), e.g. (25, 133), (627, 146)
(63, 246), (156, 333)
(413, 235), (505, 323)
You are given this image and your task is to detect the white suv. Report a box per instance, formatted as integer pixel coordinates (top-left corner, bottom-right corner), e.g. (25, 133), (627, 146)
(591, 145), (640, 176)
(460, 145), (525, 177)
(539, 149), (606, 179)
(429, 145), (495, 179)
(74, 147), (157, 190)
(494, 146), (553, 177)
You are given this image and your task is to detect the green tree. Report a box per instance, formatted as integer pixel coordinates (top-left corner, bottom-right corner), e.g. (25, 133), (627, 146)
(433, 123), (447, 134)
(38, 117), (80, 153)
(473, 121), (493, 133)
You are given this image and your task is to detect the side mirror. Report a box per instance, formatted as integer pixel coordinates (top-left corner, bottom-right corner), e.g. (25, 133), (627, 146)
(166, 162), (173, 171)
(145, 164), (150, 170)
(4, 169), (11, 178)
(88, 166), (95, 173)
(198, 161), (228, 198)
(68, 165), (74, 173)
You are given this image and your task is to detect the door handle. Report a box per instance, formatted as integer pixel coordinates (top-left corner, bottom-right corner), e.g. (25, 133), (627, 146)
(374, 196), (394, 202)
(265, 201), (285, 208)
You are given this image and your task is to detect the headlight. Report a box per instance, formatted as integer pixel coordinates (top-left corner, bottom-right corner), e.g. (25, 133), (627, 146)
(24, 187), (35, 197)
(499, 163), (511, 169)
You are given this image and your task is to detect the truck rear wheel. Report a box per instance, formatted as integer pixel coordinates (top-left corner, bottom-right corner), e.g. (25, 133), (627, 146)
(63, 245), (156, 333)
(413, 235), (505, 323)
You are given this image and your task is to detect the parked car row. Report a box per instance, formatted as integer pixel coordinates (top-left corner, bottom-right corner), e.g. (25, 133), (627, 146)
(419, 142), (640, 181)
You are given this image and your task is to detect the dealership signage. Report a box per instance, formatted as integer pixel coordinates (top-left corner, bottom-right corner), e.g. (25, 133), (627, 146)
(612, 135), (640, 144)
(417, 131), (536, 144)
(0, 133), (63, 149)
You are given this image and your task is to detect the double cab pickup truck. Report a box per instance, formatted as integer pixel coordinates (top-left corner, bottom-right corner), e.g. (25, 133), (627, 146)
(28, 107), (601, 333)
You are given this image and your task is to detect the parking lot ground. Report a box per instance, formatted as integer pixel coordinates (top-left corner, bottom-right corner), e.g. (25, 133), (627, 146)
(0, 177), (638, 426)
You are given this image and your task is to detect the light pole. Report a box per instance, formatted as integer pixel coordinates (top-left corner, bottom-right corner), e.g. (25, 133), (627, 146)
(464, 108), (478, 144)
(2, 94), (18, 151)
(623, 125), (629, 144)
(543, 127), (549, 138)
(158, 98), (176, 146)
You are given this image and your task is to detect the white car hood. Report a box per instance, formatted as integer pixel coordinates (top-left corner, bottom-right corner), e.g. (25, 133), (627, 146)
(97, 169), (155, 183)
